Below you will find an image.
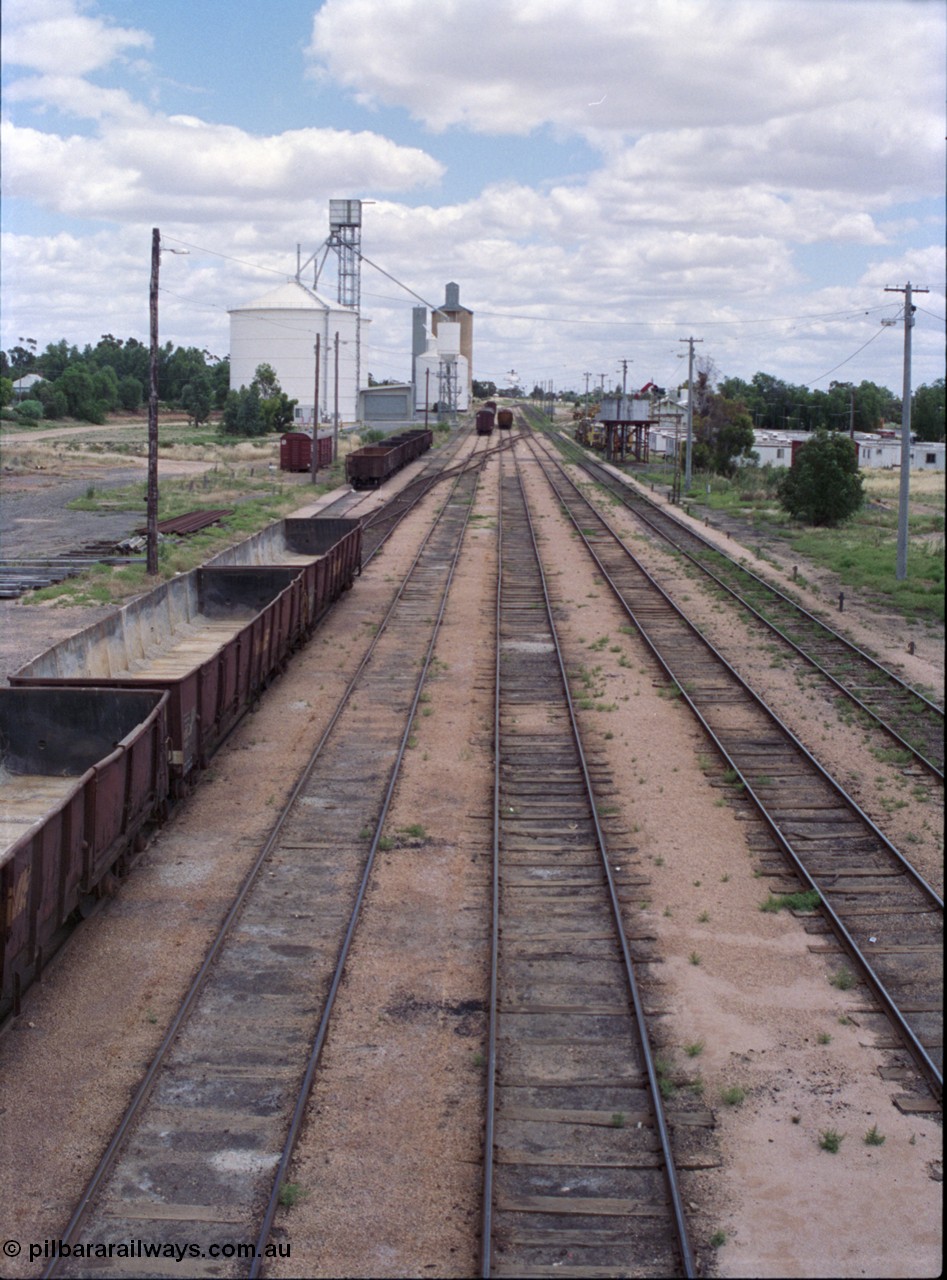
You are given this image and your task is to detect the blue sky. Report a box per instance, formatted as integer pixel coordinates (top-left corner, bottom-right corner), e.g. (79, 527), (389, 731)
(2, 0), (944, 396)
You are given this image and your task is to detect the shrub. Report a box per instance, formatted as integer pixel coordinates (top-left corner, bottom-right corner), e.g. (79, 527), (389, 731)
(220, 386), (266, 437)
(118, 375), (143, 411)
(777, 430), (864, 526)
(15, 399), (44, 423)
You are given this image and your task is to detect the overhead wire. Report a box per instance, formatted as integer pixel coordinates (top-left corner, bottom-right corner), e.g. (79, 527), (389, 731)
(801, 321), (894, 388)
(151, 233), (930, 394)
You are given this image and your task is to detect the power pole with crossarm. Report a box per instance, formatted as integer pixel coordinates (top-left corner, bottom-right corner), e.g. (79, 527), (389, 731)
(884, 282), (929, 580)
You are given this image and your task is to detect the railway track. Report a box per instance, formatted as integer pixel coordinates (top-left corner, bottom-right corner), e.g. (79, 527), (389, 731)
(551, 432), (945, 779)
(319, 425), (523, 560)
(526, 429), (944, 1099)
(482, 447), (696, 1277)
(45, 460), (485, 1279)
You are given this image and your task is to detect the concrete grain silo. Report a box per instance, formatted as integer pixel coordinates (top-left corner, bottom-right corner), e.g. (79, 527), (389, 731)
(431, 282), (473, 395)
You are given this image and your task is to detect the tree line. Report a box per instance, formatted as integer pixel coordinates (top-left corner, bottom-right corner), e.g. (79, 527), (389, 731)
(0, 335), (231, 426)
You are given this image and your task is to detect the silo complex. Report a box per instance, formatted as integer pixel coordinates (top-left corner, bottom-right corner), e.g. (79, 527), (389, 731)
(431, 282), (473, 395)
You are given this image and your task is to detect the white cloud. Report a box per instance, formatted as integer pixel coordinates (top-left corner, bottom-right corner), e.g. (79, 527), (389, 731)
(307, 0), (943, 146)
(2, 110), (445, 222)
(1, 0), (943, 393)
(1, 0), (152, 77)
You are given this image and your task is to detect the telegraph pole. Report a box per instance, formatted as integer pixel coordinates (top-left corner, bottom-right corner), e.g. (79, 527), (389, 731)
(583, 371), (591, 405)
(679, 336), (703, 493)
(884, 282), (928, 580)
(147, 229), (160, 575)
(310, 335), (321, 484)
(619, 359), (631, 396)
(333, 331), (340, 462)
(147, 229), (188, 573)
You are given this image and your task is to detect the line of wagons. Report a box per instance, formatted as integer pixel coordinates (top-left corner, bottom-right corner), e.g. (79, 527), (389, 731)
(279, 428), (433, 490)
(0, 515), (363, 1023)
(475, 402), (515, 436)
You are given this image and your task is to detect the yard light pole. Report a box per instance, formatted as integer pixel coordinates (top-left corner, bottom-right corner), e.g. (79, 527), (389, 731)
(147, 228), (188, 574)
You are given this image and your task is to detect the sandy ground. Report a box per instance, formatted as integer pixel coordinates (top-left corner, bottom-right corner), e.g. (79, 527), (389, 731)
(0, 433), (941, 1278)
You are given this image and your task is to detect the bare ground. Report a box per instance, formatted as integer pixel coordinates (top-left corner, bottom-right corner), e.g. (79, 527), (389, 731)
(0, 434), (941, 1278)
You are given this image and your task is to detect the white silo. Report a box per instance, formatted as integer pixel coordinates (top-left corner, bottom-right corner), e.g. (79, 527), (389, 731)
(413, 323), (469, 414)
(228, 279), (367, 425)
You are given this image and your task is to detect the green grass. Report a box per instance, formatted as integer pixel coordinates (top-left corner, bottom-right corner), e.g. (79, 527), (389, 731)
(819, 1129), (844, 1153)
(760, 889), (821, 914)
(631, 462), (944, 622)
(720, 1085), (745, 1106)
(864, 1125), (886, 1146)
(830, 967), (856, 990)
(792, 525), (943, 622)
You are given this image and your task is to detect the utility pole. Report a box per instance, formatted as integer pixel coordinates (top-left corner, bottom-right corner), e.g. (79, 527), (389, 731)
(679, 336), (703, 493)
(147, 229), (160, 576)
(147, 228), (188, 574)
(310, 335), (321, 484)
(885, 282), (929, 580)
(619, 359), (631, 396)
(583, 371), (591, 404)
(333, 331), (340, 462)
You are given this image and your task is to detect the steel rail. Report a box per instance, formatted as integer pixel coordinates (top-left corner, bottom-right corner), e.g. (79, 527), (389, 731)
(251, 461), (482, 1276)
(480, 443), (696, 1277)
(480, 446), (502, 1279)
(527, 432), (943, 1100)
(552, 434), (944, 778)
(44, 464), (482, 1279)
(359, 429), (522, 555)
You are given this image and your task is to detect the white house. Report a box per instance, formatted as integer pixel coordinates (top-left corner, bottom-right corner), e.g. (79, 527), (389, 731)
(228, 279), (367, 426)
(11, 373), (43, 399)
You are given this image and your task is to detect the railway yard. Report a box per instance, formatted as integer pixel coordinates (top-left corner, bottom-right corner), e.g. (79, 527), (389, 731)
(0, 413), (942, 1278)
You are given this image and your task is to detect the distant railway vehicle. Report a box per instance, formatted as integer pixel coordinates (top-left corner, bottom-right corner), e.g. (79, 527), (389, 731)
(279, 431), (334, 472)
(475, 408), (496, 436)
(345, 428), (433, 489)
(497, 408), (514, 430)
